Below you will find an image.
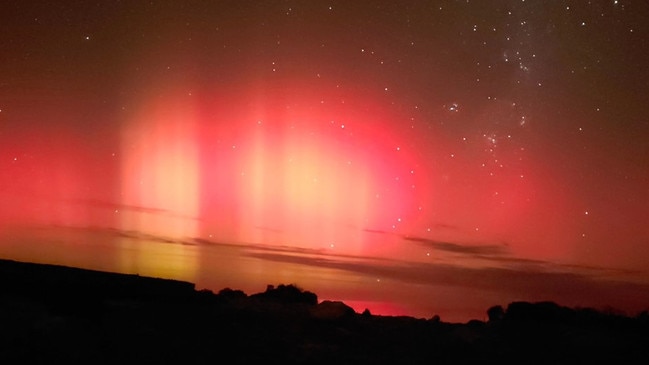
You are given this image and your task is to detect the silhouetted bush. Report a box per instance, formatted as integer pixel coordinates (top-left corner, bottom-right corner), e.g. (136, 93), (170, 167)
(505, 301), (575, 323)
(253, 284), (317, 305)
(487, 305), (504, 322)
(310, 300), (355, 319)
(218, 287), (247, 301)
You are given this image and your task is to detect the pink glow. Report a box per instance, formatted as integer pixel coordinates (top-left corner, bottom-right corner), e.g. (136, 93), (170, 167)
(187, 83), (425, 256)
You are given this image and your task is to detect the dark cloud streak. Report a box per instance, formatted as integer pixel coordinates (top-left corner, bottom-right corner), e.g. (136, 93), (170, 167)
(245, 250), (649, 313)
(404, 236), (509, 256)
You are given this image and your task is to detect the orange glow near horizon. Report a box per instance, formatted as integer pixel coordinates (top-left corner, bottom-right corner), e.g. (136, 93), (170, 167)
(120, 94), (201, 239)
(229, 116), (415, 254)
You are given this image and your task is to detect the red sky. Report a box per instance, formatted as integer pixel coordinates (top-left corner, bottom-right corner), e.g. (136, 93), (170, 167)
(1, 1), (648, 322)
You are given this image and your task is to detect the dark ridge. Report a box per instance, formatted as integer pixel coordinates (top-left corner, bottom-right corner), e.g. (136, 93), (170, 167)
(0, 258), (195, 298)
(0, 258), (647, 364)
(0, 258), (195, 316)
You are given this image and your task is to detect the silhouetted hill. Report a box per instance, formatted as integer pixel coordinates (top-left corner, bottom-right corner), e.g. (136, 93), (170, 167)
(0, 258), (647, 364)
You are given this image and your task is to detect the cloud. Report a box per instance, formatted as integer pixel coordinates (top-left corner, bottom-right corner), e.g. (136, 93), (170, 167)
(363, 229), (509, 257)
(403, 236), (509, 256)
(67, 198), (169, 213)
(67, 198), (200, 220)
(244, 249), (649, 312)
(363, 228), (399, 236)
(17, 224), (649, 315)
(254, 226), (284, 233)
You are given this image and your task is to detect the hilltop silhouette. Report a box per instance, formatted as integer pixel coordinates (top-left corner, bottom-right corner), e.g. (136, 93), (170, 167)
(0, 258), (647, 364)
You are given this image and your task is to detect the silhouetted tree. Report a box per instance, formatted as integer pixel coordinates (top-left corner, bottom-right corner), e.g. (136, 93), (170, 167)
(487, 305), (504, 322)
(311, 300), (355, 319)
(254, 284), (317, 305)
(506, 301), (575, 323)
(218, 287), (247, 301)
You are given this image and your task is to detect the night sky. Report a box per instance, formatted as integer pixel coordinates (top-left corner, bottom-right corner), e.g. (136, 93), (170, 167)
(1, 0), (648, 322)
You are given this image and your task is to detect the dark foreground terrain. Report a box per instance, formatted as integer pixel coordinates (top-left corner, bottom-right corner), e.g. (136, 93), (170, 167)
(1, 258), (648, 364)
